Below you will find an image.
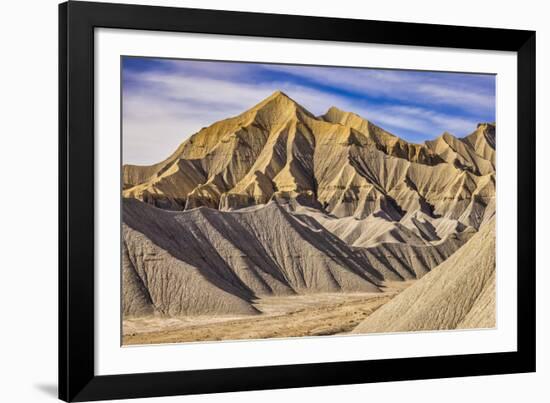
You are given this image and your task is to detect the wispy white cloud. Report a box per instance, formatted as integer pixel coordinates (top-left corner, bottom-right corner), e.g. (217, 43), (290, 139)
(123, 71), (343, 164)
(123, 60), (494, 164)
(262, 64), (495, 113)
(357, 104), (479, 142)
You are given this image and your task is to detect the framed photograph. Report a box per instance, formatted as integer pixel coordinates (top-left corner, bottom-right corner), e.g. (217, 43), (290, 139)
(59, 1), (536, 401)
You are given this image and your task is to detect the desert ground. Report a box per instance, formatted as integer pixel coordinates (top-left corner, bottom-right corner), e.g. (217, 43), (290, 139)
(123, 282), (411, 345)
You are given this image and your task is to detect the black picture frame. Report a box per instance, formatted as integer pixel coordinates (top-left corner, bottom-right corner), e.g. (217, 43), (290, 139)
(59, 1), (536, 401)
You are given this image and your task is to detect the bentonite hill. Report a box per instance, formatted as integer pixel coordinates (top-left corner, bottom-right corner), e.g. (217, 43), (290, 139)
(122, 91), (496, 339)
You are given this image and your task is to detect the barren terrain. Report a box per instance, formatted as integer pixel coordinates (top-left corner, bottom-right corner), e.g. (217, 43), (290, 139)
(121, 91), (496, 344)
(123, 282), (411, 345)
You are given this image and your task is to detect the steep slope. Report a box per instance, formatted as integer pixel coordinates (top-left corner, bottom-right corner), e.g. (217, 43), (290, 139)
(425, 131), (494, 175)
(122, 92), (497, 320)
(287, 199), (477, 281)
(123, 92), (495, 235)
(352, 218), (496, 333)
(318, 108), (495, 225)
(123, 224), (259, 317)
(123, 198), (385, 317)
(124, 91), (317, 210)
(321, 106), (443, 165)
(123, 196), (473, 318)
(458, 122), (495, 166)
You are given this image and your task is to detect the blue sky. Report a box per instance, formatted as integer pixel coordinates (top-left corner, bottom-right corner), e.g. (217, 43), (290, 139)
(122, 57), (495, 165)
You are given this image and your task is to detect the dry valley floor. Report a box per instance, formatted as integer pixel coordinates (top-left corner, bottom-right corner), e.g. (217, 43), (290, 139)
(123, 282), (411, 345)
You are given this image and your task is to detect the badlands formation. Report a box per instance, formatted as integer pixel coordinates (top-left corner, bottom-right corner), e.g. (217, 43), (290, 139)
(122, 91), (496, 343)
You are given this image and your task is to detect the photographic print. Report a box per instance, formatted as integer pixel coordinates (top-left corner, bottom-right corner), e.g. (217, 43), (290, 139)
(121, 57), (496, 346)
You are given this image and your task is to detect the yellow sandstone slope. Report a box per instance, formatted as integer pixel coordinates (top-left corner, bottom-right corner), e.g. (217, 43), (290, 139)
(123, 91), (495, 231)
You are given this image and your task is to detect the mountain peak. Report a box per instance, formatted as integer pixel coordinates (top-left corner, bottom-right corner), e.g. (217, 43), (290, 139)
(477, 122), (496, 129)
(270, 90), (289, 99)
(247, 90), (317, 123)
(325, 105), (353, 118)
(435, 131), (456, 142)
(258, 90), (295, 105)
(322, 106), (370, 126)
(251, 90), (297, 111)
(326, 106), (346, 114)
(124, 92), (495, 216)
